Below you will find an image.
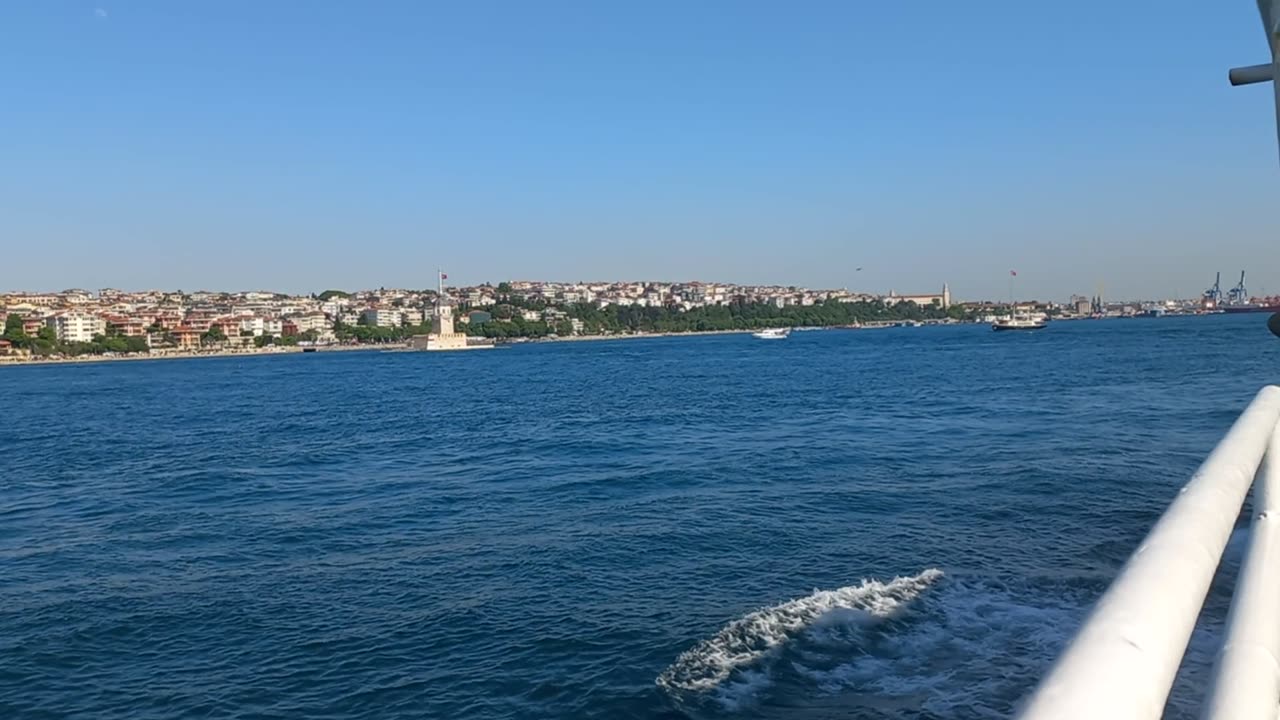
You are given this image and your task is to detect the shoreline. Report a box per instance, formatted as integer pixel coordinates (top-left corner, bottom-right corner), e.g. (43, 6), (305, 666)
(0, 328), (798, 366)
(0, 325), (931, 366)
(0, 344), (389, 368)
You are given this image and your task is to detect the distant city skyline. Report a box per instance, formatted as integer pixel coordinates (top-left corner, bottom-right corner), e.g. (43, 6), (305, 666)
(3, 2), (1277, 300)
(0, 274), (1256, 304)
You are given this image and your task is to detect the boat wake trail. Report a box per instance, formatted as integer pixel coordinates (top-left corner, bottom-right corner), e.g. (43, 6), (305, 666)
(655, 569), (1137, 718)
(656, 569), (944, 708)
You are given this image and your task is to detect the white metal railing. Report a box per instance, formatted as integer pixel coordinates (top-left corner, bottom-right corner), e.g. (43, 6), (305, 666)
(1017, 385), (1280, 720)
(1202, 420), (1280, 720)
(1024, 4), (1280, 715)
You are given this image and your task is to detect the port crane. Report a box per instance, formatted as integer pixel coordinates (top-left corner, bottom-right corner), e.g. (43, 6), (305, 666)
(1203, 271), (1223, 307)
(1228, 271), (1250, 305)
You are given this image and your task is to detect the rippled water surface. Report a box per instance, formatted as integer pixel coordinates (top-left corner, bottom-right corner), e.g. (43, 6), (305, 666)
(3, 315), (1278, 719)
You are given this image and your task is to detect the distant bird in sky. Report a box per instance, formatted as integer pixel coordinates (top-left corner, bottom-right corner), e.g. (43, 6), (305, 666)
(855, 267), (863, 272)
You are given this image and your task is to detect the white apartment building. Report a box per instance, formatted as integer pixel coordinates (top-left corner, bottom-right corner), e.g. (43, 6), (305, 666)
(320, 300), (350, 317)
(287, 312), (331, 333)
(46, 312), (106, 343)
(239, 317), (264, 337)
(401, 308), (425, 326)
(235, 316), (282, 337)
(361, 308), (403, 327)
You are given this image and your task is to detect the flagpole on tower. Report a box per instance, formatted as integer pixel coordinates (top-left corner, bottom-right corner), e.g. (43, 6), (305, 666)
(1009, 270), (1016, 317)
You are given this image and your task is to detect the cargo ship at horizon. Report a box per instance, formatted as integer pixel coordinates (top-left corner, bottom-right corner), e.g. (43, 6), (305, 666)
(1221, 300), (1280, 313)
(1213, 303), (1280, 312)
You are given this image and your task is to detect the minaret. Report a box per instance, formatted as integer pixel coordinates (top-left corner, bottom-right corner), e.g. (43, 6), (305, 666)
(942, 283), (951, 309)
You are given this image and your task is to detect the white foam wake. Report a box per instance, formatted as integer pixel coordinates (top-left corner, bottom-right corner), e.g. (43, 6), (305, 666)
(656, 568), (943, 697)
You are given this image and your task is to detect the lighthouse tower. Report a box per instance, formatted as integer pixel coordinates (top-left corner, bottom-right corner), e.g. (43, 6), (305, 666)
(411, 270), (472, 350)
(431, 270), (456, 337)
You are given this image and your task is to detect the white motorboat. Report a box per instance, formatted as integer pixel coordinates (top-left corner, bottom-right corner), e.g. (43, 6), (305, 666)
(751, 328), (790, 340)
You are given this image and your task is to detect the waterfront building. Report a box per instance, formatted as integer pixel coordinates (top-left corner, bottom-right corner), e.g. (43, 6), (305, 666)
(210, 317), (240, 338)
(884, 283), (952, 309)
(171, 327), (201, 349)
(286, 311), (331, 334)
(401, 308), (425, 326)
(238, 316), (268, 337)
(45, 312), (106, 343)
(22, 316), (45, 336)
(104, 314), (149, 337)
(361, 308), (403, 328)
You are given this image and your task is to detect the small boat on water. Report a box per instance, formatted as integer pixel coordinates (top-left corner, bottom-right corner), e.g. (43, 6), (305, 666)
(752, 328), (790, 340)
(992, 315), (1047, 331)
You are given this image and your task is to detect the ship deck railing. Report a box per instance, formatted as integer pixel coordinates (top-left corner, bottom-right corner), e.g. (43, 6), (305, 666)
(1017, 385), (1280, 720)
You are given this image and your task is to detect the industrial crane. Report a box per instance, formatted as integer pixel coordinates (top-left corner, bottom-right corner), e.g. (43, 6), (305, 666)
(1203, 271), (1223, 308)
(1228, 271), (1250, 306)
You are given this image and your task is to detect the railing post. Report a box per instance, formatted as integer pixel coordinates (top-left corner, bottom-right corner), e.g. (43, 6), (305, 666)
(1202, 423), (1280, 720)
(1017, 385), (1280, 720)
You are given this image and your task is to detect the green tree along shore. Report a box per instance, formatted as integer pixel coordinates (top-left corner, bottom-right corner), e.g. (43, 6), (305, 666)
(462, 296), (969, 339)
(3, 315), (150, 356)
(334, 320), (427, 343)
(1, 292), (975, 355)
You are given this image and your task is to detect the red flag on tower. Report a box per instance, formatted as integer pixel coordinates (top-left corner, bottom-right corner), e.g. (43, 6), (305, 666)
(1010, 270), (1017, 277)
(442, 273), (448, 280)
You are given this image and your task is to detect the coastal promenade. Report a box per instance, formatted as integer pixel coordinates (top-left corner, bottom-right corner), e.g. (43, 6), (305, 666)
(0, 330), (764, 365)
(0, 319), (1093, 366)
(0, 344), (383, 367)
(0, 327), (823, 365)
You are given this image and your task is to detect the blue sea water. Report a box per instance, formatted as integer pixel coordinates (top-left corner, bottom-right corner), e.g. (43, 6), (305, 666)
(3, 314), (1279, 720)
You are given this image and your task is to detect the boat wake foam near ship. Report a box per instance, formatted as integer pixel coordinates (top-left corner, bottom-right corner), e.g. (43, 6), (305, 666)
(656, 563), (1237, 718)
(656, 570), (943, 706)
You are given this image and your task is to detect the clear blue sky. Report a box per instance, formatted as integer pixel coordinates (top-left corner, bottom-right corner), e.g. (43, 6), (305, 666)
(2, 1), (1276, 300)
